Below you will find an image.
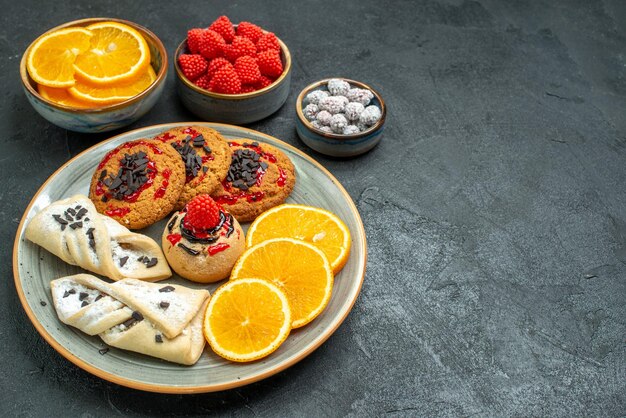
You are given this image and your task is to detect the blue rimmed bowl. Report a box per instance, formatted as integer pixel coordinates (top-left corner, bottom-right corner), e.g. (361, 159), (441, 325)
(174, 32), (292, 124)
(19, 18), (168, 133)
(295, 78), (386, 157)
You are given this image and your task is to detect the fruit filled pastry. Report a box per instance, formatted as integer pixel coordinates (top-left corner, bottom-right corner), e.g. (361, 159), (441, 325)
(211, 140), (296, 222)
(162, 194), (244, 283)
(152, 126), (232, 210)
(50, 274), (209, 365)
(25, 194), (171, 281)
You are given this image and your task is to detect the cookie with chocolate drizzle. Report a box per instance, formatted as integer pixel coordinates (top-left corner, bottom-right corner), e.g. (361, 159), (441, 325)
(88, 139), (186, 229)
(162, 194), (245, 283)
(153, 126), (232, 210)
(210, 140), (296, 222)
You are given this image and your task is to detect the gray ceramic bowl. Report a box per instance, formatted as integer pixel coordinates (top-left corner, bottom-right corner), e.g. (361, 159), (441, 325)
(20, 18), (167, 133)
(295, 78), (386, 157)
(174, 34), (292, 124)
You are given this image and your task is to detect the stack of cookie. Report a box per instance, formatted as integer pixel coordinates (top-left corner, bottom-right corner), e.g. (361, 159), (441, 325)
(85, 125), (296, 283)
(88, 125), (296, 229)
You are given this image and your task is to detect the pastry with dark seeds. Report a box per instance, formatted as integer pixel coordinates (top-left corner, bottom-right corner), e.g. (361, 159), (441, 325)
(24, 194), (171, 282)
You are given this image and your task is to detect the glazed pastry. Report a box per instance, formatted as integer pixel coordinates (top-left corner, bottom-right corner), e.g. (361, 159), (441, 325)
(162, 194), (245, 283)
(50, 274), (210, 365)
(25, 194), (171, 282)
(153, 126), (232, 210)
(211, 139), (296, 222)
(88, 138), (186, 229)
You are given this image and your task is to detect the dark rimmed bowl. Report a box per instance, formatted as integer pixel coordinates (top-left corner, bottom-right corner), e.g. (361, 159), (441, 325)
(174, 33), (292, 124)
(295, 78), (386, 157)
(19, 17), (167, 133)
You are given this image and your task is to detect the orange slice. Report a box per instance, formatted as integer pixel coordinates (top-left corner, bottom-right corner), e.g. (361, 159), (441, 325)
(231, 238), (333, 328)
(73, 21), (150, 85)
(26, 27), (93, 88)
(38, 84), (92, 108)
(68, 65), (156, 105)
(204, 278), (292, 362)
(246, 204), (352, 274)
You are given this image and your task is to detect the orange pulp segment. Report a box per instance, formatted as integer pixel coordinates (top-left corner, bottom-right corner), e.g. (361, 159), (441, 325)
(203, 278), (291, 362)
(231, 238), (333, 328)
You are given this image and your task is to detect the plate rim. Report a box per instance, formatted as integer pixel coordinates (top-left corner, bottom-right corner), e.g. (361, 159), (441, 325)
(12, 122), (367, 394)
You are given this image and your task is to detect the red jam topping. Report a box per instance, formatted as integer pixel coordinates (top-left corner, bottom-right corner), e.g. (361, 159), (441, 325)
(182, 127), (200, 137)
(154, 168), (171, 199)
(166, 233), (182, 246)
(154, 132), (176, 142)
(201, 155), (214, 163)
(256, 167), (267, 186)
(207, 243), (230, 256)
(97, 140), (163, 170)
(277, 167), (287, 187)
(105, 207), (131, 217)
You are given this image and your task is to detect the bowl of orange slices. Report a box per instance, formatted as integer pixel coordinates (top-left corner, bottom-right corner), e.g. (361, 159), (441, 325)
(20, 18), (167, 133)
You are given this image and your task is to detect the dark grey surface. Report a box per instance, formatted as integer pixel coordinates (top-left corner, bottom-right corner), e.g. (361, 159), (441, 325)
(1, 0), (625, 416)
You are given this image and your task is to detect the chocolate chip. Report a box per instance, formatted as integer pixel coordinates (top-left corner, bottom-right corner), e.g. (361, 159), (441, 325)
(89, 239), (96, 250)
(145, 257), (158, 268)
(203, 145), (212, 154)
(159, 285), (175, 293)
(64, 212), (73, 222)
(155, 334), (163, 343)
(86, 227), (95, 237)
(75, 208), (88, 220)
(102, 151), (154, 201)
(69, 221), (83, 230)
(122, 318), (137, 328)
(119, 256), (129, 267)
(68, 289), (76, 294)
(202, 166), (208, 173)
(66, 208), (76, 216)
(39, 300), (47, 306)
(98, 347), (109, 355)
(79, 292), (88, 301)
(137, 256), (146, 262)
(101, 196), (109, 203)
(99, 170), (107, 181)
(63, 290), (71, 298)
(52, 214), (68, 225)
(159, 301), (170, 309)
(131, 311), (144, 321)
(81, 301), (89, 307)
(95, 295), (103, 302)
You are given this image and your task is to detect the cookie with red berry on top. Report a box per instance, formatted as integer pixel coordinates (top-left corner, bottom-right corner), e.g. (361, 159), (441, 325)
(153, 126), (232, 210)
(162, 194), (245, 283)
(210, 139), (296, 223)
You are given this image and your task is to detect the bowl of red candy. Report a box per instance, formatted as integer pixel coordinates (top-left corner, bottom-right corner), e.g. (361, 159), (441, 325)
(174, 16), (292, 124)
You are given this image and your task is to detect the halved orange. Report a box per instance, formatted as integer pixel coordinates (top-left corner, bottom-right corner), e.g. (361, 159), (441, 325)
(68, 65), (156, 105)
(26, 27), (93, 88)
(231, 238), (333, 328)
(73, 21), (150, 86)
(38, 84), (92, 108)
(246, 204), (352, 274)
(204, 278), (291, 362)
